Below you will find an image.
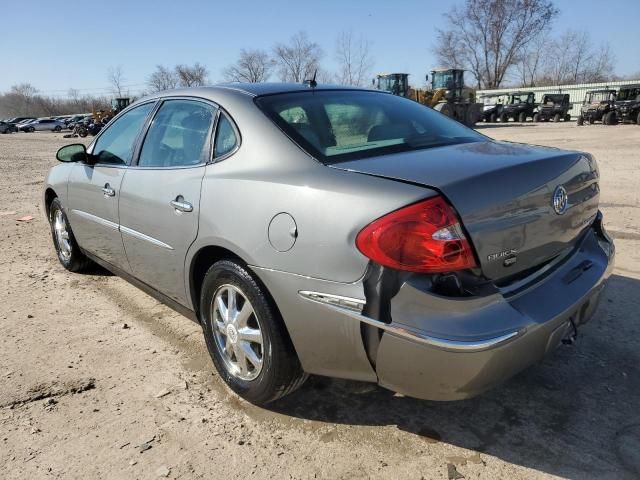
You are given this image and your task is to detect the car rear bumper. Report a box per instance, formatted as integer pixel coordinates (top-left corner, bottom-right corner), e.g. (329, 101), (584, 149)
(375, 212), (614, 400)
(255, 213), (614, 401)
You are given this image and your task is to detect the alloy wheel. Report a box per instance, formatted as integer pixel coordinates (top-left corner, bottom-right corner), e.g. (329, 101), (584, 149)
(210, 284), (264, 381)
(53, 209), (72, 261)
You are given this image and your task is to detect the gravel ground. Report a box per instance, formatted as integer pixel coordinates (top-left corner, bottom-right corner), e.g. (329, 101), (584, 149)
(1, 123), (639, 480)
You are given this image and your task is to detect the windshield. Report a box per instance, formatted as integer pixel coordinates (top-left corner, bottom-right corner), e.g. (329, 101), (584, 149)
(588, 91), (611, 102)
(255, 90), (483, 164)
(617, 88), (640, 101)
(377, 76), (408, 96)
(432, 72), (454, 90)
(509, 94), (528, 104)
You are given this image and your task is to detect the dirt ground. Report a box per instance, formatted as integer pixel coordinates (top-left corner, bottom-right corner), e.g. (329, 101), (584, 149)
(1, 123), (639, 480)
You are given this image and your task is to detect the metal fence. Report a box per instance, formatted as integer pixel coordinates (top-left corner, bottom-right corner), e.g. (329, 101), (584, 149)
(477, 80), (640, 118)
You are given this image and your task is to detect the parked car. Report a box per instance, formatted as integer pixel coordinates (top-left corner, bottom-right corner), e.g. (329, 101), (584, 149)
(0, 121), (13, 134)
(65, 115), (85, 127)
(67, 115), (92, 130)
(500, 91), (537, 122)
(44, 84), (614, 405)
(614, 84), (640, 124)
(533, 94), (571, 122)
(19, 118), (66, 132)
(5, 117), (35, 132)
(577, 89), (617, 125)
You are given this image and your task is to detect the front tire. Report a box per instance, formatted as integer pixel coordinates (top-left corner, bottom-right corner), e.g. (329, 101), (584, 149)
(553, 113), (561, 122)
(577, 115), (584, 126)
(500, 112), (509, 123)
(48, 198), (92, 272)
(533, 113), (540, 122)
(200, 260), (306, 405)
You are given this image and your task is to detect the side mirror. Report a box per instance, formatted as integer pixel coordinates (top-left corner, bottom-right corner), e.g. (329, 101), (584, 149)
(56, 143), (93, 164)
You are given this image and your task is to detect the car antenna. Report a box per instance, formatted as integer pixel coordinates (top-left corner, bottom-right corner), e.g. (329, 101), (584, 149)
(304, 70), (318, 88)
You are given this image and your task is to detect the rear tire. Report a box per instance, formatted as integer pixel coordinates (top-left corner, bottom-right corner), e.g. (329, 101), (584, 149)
(518, 112), (527, 123)
(577, 115), (584, 126)
(489, 113), (497, 123)
(553, 113), (561, 122)
(54, 125), (61, 132)
(200, 260), (307, 405)
(29, 126), (35, 132)
(48, 198), (92, 272)
(564, 114), (571, 121)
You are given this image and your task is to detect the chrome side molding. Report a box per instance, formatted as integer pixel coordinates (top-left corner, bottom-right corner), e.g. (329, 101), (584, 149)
(298, 290), (365, 312)
(298, 290), (521, 352)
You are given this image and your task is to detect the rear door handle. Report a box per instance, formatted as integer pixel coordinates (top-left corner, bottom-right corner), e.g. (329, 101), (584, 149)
(102, 184), (115, 197)
(170, 196), (193, 213)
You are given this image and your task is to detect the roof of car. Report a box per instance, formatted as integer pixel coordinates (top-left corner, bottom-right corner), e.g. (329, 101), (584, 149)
(508, 91), (534, 95)
(619, 84), (640, 90)
(142, 83), (376, 102)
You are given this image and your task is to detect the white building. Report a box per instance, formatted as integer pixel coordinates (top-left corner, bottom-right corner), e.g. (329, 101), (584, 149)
(478, 79), (640, 118)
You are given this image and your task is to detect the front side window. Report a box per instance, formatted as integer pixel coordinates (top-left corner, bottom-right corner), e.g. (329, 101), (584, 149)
(256, 90), (482, 164)
(93, 102), (154, 165)
(138, 100), (216, 168)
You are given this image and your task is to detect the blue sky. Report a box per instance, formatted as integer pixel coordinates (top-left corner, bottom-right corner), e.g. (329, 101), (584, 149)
(3, 0), (639, 96)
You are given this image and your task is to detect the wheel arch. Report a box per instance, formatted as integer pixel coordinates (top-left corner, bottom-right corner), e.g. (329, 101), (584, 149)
(187, 243), (305, 382)
(44, 187), (58, 218)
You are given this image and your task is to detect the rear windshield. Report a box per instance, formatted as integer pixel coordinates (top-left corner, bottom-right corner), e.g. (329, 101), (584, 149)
(255, 90), (482, 164)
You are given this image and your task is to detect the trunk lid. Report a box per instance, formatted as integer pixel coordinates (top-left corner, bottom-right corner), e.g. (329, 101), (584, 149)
(331, 140), (600, 281)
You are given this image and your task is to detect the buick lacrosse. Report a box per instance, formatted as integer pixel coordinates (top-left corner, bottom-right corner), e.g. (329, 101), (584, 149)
(44, 83), (614, 404)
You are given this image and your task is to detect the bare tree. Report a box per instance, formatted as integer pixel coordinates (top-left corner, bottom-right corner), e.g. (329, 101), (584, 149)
(175, 62), (209, 87)
(542, 31), (615, 85)
(273, 32), (323, 82)
(147, 65), (179, 93)
(583, 43), (615, 83)
(10, 83), (38, 97)
(334, 31), (374, 87)
(516, 35), (548, 87)
(434, 0), (559, 89)
(107, 65), (127, 97)
(223, 49), (273, 83)
(0, 86), (109, 117)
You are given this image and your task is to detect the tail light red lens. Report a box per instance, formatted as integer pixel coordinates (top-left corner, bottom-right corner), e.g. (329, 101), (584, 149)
(355, 196), (477, 273)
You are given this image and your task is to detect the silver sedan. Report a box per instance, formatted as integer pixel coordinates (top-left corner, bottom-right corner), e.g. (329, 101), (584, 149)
(43, 83), (614, 405)
(20, 118), (66, 132)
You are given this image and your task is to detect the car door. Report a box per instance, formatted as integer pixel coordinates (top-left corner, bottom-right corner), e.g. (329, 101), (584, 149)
(118, 98), (217, 304)
(67, 102), (155, 270)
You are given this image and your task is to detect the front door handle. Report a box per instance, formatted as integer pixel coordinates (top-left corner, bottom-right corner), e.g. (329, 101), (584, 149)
(102, 183), (115, 197)
(170, 195), (193, 213)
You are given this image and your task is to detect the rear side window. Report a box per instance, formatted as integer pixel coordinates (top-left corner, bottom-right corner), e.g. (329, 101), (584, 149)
(255, 90), (482, 164)
(93, 103), (154, 165)
(138, 100), (216, 168)
(214, 113), (238, 158)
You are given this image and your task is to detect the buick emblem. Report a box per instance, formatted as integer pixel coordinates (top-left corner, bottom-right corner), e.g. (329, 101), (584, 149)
(552, 185), (568, 215)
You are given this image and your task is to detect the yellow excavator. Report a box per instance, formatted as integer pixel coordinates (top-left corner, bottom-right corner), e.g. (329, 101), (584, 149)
(92, 97), (131, 124)
(374, 69), (481, 126)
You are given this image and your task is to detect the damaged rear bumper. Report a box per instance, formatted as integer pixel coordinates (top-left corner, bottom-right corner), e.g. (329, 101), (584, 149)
(253, 214), (614, 401)
(375, 213), (614, 400)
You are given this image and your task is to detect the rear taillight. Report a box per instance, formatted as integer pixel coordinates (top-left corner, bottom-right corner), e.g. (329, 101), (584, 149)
(355, 196), (477, 273)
